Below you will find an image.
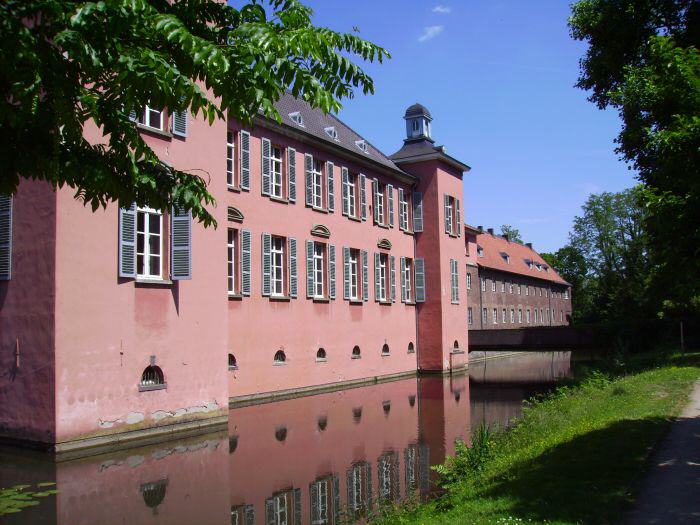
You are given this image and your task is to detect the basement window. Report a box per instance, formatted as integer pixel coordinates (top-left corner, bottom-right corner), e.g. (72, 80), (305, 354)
(139, 365), (165, 392)
(228, 353), (238, 370)
(407, 342), (415, 354)
(316, 348), (327, 362)
(274, 350), (286, 365)
(352, 345), (361, 359)
(381, 343), (390, 356)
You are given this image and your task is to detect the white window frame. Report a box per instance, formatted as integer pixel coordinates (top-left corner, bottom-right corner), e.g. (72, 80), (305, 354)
(142, 105), (163, 131)
(467, 273), (472, 290)
(445, 196), (454, 234)
(510, 308), (515, 323)
(270, 145), (284, 199)
(346, 172), (357, 218)
(312, 160), (324, 209)
(526, 309), (531, 324)
(493, 308), (498, 324)
(349, 248), (359, 300)
(375, 184), (385, 224)
(313, 242), (326, 298)
(502, 308), (507, 323)
(491, 280), (496, 292)
(271, 236), (285, 297)
(136, 206), (163, 279)
(501, 281), (505, 293)
(378, 253), (387, 301)
(482, 308), (488, 324)
(399, 190), (409, 230)
(311, 480), (329, 525)
(274, 493), (288, 525)
(226, 131), (236, 187)
(518, 308), (523, 323)
(481, 277), (486, 292)
(228, 228), (237, 295)
(403, 258), (413, 302)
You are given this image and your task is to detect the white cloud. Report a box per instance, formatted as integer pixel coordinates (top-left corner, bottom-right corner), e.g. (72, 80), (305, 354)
(432, 5), (451, 14)
(418, 25), (444, 43)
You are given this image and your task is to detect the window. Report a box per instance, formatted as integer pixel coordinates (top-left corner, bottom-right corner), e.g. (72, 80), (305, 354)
(352, 345), (361, 359)
(347, 248), (360, 300)
(271, 236), (285, 297)
(140, 105), (163, 130)
(136, 207), (163, 279)
(509, 282), (513, 293)
(377, 253), (388, 301)
(312, 160), (324, 209)
(324, 126), (338, 140)
(526, 285), (529, 296)
(502, 308), (507, 323)
(407, 342), (415, 353)
(467, 273), (472, 290)
(546, 308), (550, 323)
(270, 145), (284, 199)
(346, 172), (357, 218)
(501, 252), (510, 263)
(493, 308), (498, 324)
(501, 280), (506, 293)
(540, 308), (544, 323)
(139, 365), (165, 391)
(518, 308), (523, 323)
(564, 289), (569, 299)
(381, 343), (390, 356)
(482, 308), (488, 325)
(316, 348), (326, 361)
(443, 194), (460, 236)
(313, 242), (326, 298)
(227, 131), (236, 187)
(481, 277), (486, 292)
(289, 111), (304, 126)
(510, 308), (515, 323)
(355, 139), (368, 153)
(477, 245), (484, 257)
(545, 288), (548, 298)
(468, 307), (473, 325)
(227, 228), (238, 295)
(491, 279), (496, 292)
(450, 259), (459, 304)
(398, 188), (411, 231)
(311, 479), (329, 525)
(526, 309), (531, 324)
(534, 308), (538, 324)
(517, 284), (522, 295)
(561, 310), (564, 322)
(228, 353), (237, 370)
(402, 257), (413, 302)
(375, 182), (385, 224)
(274, 350), (286, 364)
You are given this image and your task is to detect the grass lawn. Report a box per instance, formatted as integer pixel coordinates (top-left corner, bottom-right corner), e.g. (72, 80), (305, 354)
(375, 352), (700, 525)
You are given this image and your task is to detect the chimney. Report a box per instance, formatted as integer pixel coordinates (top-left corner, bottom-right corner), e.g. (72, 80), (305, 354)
(487, 228), (494, 235)
(526, 242), (533, 249)
(477, 225), (483, 232)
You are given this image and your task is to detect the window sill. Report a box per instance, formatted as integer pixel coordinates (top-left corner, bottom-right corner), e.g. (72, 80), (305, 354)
(378, 300), (392, 306)
(310, 205), (328, 214)
(403, 301), (416, 306)
(268, 195), (289, 204)
(136, 278), (173, 287)
(139, 383), (167, 392)
(228, 185), (241, 193)
(137, 124), (173, 140)
(381, 353), (391, 358)
(450, 349), (465, 355)
(375, 222), (390, 229)
(312, 297), (330, 303)
(228, 293), (243, 301)
(270, 295), (291, 302)
(348, 299), (364, 305)
(401, 229), (414, 236)
(346, 214), (362, 223)
(315, 358), (327, 363)
(228, 365), (238, 371)
(351, 355), (362, 360)
(273, 362), (287, 366)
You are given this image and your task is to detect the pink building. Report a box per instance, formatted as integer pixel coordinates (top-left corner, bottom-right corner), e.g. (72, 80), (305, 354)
(0, 97), (471, 451)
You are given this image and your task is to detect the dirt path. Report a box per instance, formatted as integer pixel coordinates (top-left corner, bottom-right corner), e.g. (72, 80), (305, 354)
(625, 380), (700, 524)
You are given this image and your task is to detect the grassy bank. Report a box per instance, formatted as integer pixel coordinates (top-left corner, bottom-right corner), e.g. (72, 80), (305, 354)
(377, 353), (700, 525)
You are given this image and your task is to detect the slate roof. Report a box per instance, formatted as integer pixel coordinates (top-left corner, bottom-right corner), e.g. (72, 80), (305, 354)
(469, 228), (570, 286)
(405, 103), (432, 119)
(269, 92), (404, 174)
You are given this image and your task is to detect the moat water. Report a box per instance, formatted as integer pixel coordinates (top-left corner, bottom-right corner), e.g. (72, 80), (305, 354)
(0, 351), (573, 525)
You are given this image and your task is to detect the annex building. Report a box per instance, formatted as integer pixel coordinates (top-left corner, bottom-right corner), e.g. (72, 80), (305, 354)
(0, 96), (570, 451)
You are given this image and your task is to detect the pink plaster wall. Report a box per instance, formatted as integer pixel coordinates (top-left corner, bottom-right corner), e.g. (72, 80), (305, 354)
(0, 181), (57, 444)
(226, 124), (418, 398)
(51, 113), (229, 443)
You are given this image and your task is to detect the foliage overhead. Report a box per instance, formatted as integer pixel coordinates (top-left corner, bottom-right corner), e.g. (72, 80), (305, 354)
(499, 224), (523, 244)
(0, 0), (390, 226)
(569, 0), (699, 313)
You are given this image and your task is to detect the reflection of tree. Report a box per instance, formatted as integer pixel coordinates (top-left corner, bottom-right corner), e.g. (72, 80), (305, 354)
(140, 478), (168, 516)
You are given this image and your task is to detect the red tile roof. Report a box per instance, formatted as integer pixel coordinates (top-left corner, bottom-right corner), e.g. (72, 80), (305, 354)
(469, 228), (570, 286)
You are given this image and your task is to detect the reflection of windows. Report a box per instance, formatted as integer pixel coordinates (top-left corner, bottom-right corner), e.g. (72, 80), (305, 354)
(265, 489), (300, 525)
(377, 451), (399, 503)
(310, 476), (339, 525)
(141, 478), (168, 516)
(404, 445), (417, 495)
(230, 504), (255, 525)
(346, 462), (371, 519)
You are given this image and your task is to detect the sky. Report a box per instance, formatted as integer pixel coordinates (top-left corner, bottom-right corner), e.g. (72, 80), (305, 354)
(298, 0), (638, 253)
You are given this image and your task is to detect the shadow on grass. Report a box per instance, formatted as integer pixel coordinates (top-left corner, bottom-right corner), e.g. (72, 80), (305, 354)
(478, 416), (679, 524)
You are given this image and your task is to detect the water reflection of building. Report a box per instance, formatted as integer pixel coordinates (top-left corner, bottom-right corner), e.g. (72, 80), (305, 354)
(0, 354), (571, 525)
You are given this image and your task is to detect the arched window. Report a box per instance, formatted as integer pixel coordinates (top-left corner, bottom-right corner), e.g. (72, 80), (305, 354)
(275, 426), (287, 442)
(228, 353), (237, 370)
(139, 365), (165, 391)
(141, 479), (168, 515)
(316, 348), (327, 361)
(352, 345), (361, 359)
(317, 415), (328, 431)
(453, 340), (460, 351)
(274, 350), (286, 364)
(381, 343), (390, 356)
(407, 342), (415, 354)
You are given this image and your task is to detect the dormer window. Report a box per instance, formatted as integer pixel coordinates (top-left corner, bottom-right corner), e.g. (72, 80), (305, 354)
(324, 126), (338, 141)
(535, 263), (542, 271)
(525, 259), (533, 269)
(500, 252), (510, 263)
(289, 111), (304, 127)
(477, 245), (484, 257)
(355, 140), (369, 154)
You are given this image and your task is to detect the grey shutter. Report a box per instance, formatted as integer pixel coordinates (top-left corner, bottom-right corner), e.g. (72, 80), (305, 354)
(400, 257), (406, 303)
(0, 195), (13, 280)
(305, 153), (314, 206)
(444, 194), (451, 234)
(329, 244), (336, 299)
(387, 184), (394, 227)
(240, 131), (250, 190)
(171, 207), (192, 280)
(362, 250), (369, 301)
(360, 173), (367, 220)
(326, 161), (335, 212)
(289, 237), (298, 298)
(372, 179), (380, 224)
(341, 167), (350, 216)
(171, 109), (188, 137)
(241, 229), (251, 296)
(398, 188), (405, 231)
(413, 192), (423, 232)
(456, 199), (462, 237)
(310, 482), (319, 522)
(294, 488), (302, 525)
(265, 499), (274, 525)
(287, 147), (296, 202)
(450, 260), (458, 303)
(306, 239), (314, 298)
(333, 475), (341, 525)
(261, 137), (271, 196)
(374, 252), (381, 302)
(415, 258), (425, 302)
(118, 203), (136, 278)
(261, 233), (271, 296)
(343, 247), (350, 300)
(390, 255), (396, 302)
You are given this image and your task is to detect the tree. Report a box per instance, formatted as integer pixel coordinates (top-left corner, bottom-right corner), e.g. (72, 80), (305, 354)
(0, 0), (389, 226)
(569, 0), (699, 313)
(541, 246), (593, 322)
(499, 224), (523, 243)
